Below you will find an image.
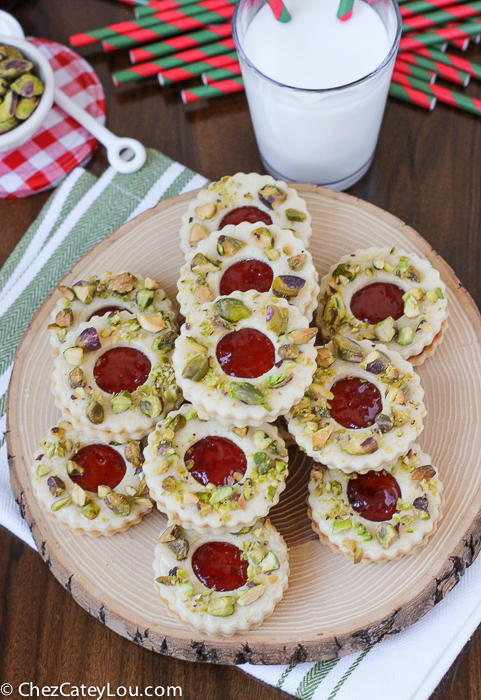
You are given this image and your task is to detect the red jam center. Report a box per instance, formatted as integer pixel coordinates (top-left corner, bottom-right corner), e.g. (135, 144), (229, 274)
(87, 305), (126, 321)
(347, 469), (401, 522)
(216, 328), (275, 378)
(93, 347), (151, 394)
(329, 376), (382, 430)
(350, 282), (405, 325)
(219, 206), (272, 228)
(192, 541), (248, 591)
(70, 444), (126, 493)
(185, 436), (247, 487)
(219, 259), (274, 296)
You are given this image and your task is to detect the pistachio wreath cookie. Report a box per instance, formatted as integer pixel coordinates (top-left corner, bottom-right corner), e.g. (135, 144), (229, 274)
(179, 172), (312, 256)
(51, 311), (181, 443)
(48, 272), (177, 350)
(143, 404), (288, 533)
(177, 222), (319, 322)
(153, 517), (289, 635)
(30, 422), (153, 536)
(172, 290), (318, 428)
(308, 444), (443, 563)
(316, 247), (448, 366)
(287, 337), (426, 473)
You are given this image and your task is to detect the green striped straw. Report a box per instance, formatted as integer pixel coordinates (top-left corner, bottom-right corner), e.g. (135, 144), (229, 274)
(157, 52), (237, 84)
(134, 0), (235, 15)
(129, 24), (232, 63)
(202, 62), (241, 84)
(400, 51), (470, 86)
(395, 59), (436, 83)
(181, 76), (244, 102)
(389, 82), (437, 110)
(102, 7), (235, 51)
(401, 45), (481, 80)
(392, 69), (481, 115)
(113, 40), (235, 84)
(401, 1), (481, 33)
(401, 0), (474, 17)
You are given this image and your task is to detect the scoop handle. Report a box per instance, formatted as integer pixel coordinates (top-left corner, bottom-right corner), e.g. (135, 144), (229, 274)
(54, 88), (146, 174)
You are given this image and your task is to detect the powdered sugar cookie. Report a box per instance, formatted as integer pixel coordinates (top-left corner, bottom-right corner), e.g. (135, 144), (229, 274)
(143, 404), (288, 533)
(153, 517), (289, 636)
(177, 222), (319, 321)
(30, 422), (152, 536)
(179, 173), (312, 256)
(316, 247), (448, 365)
(287, 337), (425, 473)
(51, 311), (181, 443)
(308, 445), (443, 563)
(48, 271), (177, 350)
(172, 290), (317, 428)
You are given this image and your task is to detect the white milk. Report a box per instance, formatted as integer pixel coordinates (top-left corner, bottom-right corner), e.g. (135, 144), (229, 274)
(235, 0), (400, 188)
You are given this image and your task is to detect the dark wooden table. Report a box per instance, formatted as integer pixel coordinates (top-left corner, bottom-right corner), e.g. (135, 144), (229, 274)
(1, 1), (481, 698)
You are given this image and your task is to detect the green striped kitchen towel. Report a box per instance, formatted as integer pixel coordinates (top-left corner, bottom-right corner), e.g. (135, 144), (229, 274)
(2, 150), (481, 700)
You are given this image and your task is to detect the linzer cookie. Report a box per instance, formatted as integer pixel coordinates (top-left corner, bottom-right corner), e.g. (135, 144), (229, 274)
(316, 247), (448, 365)
(177, 222), (319, 322)
(179, 173), (312, 256)
(51, 311), (181, 443)
(30, 422), (153, 536)
(48, 271), (177, 350)
(287, 337), (425, 472)
(153, 518), (289, 636)
(308, 445), (443, 563)
(143, 404), (288, 533)
(172, 290), (317, 428)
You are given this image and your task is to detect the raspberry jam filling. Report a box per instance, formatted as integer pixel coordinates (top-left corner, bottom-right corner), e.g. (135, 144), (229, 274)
(185, 436), (247, 487)
(192, 541), (248, 591)
(219, 206), (272, 228)
(329, 376), (382, 430)
(87, 305), (126, 321)
(70, 444), (126, 493)
(216, 328), (275, 378)
(347, 469), (401, 522)
(219, 259), (274, 296)
(93, 346), (151, 394)
(350, 282), (405, 325)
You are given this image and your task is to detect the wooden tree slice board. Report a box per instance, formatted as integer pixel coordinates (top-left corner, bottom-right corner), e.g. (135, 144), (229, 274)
(8, 185), (481, 665)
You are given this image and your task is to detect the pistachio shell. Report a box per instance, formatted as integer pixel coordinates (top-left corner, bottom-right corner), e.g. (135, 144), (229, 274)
(215, 297), (252, 323)
(332, 336), (365, 363)
(190, 253), (220, 273)
(237, 584), (266, 606)
(323, 292), (346, 331)
(258, 185), (287, 210)
(216, 235), (246, 257)
(265, 304), (289, 335)
(251, 226), (274, 249)
(272, 275), (306, 299)
(15, 96), (39, 120)
(208, 596), (235, 617)
(230, 382), (264, 405)
(182, 353), (209, 382)
(189, 223), (209, 246)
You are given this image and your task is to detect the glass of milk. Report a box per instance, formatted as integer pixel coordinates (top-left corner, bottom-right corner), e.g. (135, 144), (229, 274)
(233, 0), (402, 190)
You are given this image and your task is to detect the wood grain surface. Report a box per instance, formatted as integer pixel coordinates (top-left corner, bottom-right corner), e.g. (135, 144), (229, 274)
(2, 0), (481, 697)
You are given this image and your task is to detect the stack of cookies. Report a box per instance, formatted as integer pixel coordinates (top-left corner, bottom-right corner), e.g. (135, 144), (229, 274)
(28, 172), (449, 637)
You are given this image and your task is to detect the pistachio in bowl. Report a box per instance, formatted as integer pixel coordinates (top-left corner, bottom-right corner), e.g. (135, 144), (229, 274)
(0, 43), (45, 134)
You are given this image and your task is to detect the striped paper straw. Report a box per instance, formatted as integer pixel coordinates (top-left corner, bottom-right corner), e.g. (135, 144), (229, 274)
(399, 23), (481, 51)
(181, 76), (244, 102)
(267, 0), (291, 22)
(135, 0), (234, 15)
(70, 0), (233, 46)
(395, 59), (436, 82)
(202, 62), (241, 84)
(401, 1), (481, 32)
(113, 39), (235, 83)
(401, 0), (472, 18)
(102, 6), (235, 51)
(389, 82), (437, 110)
(130, 0), (227, 12)
(130, 24), (232, 62)
(338, 0), (354, 20)
(158, 51), (237, 83)
(405, 46), (481, 79)
(400, 51), (470, 85)
(392, 69), (481, 115)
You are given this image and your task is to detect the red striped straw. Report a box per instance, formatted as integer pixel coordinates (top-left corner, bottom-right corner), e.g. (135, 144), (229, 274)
(400, 51), (470, 85)
(392, 69), (481, 114)
(181, 76), (244, 102)
(395, 58), (436, 82)
(399, 22), (481, 51)
(403, 46), (481, 79)
(128, 0), (224, 12)
(401, 1), (481, 32)
(266, 0), (291, 22)
(202, 61), (241, 84)
(401, 0), (472, 18)
(70, 0), (233, 46)
(337, 0), (354, 20)
(157, 52), (237, 84)
(102, 6), (235, 51)
(129, 24), (232, 63)
(389, 82), (437, 110)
